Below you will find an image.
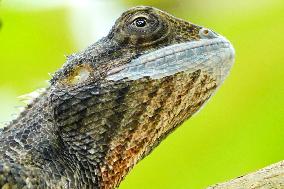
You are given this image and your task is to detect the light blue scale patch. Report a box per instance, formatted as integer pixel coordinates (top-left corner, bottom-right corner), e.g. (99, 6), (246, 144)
(106, 37), (235, 84)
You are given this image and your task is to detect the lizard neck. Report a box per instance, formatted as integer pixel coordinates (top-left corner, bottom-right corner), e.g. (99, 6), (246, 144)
(99, 71), (217, 188)
(51, 70), (217, 188)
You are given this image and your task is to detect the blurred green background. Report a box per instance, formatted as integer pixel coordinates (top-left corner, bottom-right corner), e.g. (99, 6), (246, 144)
(0, 0), (283, 188)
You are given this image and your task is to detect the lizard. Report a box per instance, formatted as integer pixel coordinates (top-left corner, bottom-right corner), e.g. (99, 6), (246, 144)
(0, 6), (235, 189)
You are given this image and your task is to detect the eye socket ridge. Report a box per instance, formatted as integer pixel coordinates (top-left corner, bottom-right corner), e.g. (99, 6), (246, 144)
(118, 12), (170, 46)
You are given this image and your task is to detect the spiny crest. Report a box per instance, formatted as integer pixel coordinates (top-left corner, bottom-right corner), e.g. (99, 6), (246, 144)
(17, 88), (46, 105)
(0, 88), (45, 131)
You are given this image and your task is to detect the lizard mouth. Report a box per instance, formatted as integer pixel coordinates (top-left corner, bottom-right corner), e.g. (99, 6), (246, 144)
(106, 36), (235, 84)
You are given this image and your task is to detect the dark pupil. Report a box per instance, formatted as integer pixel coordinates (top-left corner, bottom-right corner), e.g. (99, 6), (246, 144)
(135, 18), (147, 27)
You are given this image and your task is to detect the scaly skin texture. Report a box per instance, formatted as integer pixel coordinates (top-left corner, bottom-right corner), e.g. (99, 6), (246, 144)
(0, 6), (234, 189)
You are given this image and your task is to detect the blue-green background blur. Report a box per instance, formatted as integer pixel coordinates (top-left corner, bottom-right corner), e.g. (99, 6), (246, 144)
(0, 0), (283, 188)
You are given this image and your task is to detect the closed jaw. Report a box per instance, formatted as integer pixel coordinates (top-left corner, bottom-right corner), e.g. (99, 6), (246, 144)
(107, 36), (235, 84)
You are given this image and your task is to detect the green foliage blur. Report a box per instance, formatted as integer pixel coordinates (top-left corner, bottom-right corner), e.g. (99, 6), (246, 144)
(0, 0), (283, 188)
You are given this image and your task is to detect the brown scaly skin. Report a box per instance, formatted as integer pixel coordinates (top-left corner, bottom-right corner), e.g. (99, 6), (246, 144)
(0, 6), (233, 189)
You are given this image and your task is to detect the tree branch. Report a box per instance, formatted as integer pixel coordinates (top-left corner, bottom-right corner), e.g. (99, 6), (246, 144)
(207, 160), (284, 189)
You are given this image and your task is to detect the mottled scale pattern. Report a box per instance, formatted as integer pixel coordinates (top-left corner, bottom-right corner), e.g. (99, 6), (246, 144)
(100, 71), (217, 188)
(0, 6), (234, 189)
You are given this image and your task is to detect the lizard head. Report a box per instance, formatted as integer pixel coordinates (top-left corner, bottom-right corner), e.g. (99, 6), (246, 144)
(51, 6), (234, 87)
(48, 6), (234, 188)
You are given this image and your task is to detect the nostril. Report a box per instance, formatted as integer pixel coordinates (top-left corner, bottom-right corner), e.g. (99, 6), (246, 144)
(203, 29), (209, 35)
(199, 28), (218, 39)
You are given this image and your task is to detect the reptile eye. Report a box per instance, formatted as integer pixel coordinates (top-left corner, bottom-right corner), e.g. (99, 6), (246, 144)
(134, 17), (147, 27)
(123, 13), (167, 45)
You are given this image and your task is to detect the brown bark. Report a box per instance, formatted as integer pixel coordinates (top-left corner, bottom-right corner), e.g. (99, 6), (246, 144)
(207, 160), (284, 189)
